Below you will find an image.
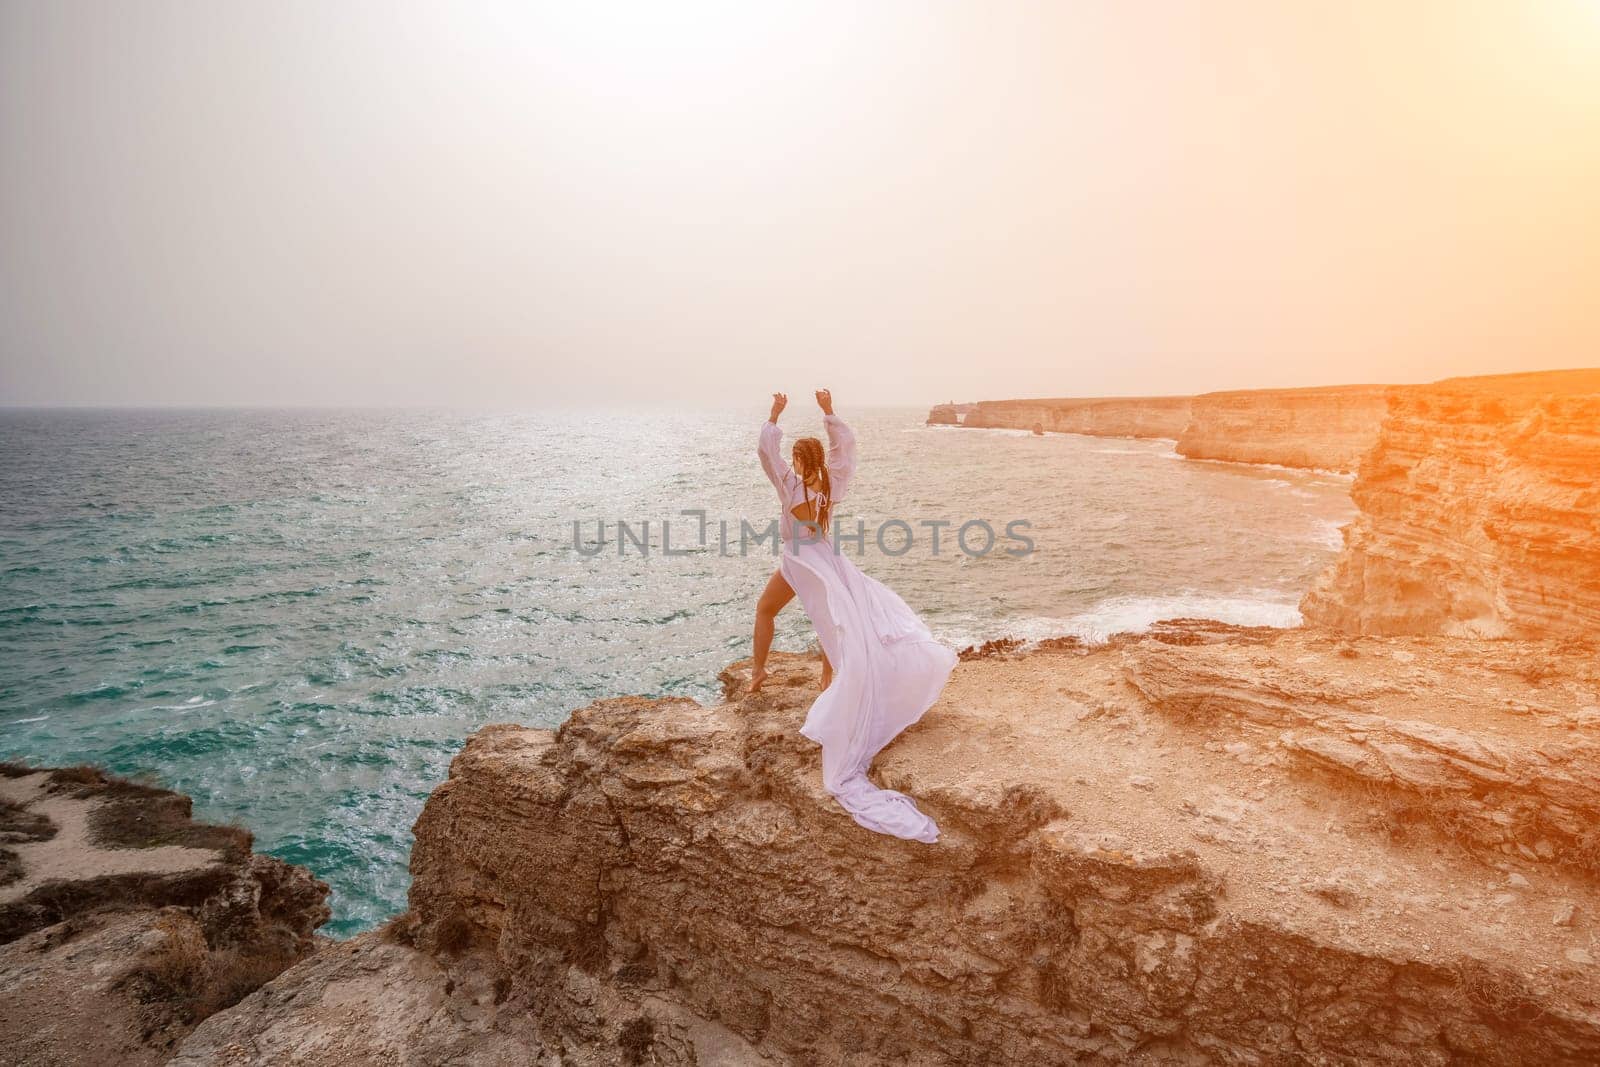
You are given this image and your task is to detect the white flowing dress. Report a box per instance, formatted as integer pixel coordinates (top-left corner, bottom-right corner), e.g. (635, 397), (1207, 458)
(758, 415), (957, 843)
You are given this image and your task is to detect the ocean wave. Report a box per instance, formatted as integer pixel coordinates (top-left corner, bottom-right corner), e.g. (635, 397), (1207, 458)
(142, 697), (218, 712)
(62, 682), (140, 704)
(1179, 455), (1357, 480)
(1084, 513), (1129, 530)
(940, 593), (1303, 649)
(1306, 519), (1348, 549)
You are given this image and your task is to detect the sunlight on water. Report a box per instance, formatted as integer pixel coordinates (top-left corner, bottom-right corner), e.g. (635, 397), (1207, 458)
(0, 408), (1354, 934)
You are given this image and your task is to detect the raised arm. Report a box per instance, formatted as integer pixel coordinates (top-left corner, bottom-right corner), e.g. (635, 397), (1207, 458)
(758, 392), (798, 495)
(817, 389), (856, 501)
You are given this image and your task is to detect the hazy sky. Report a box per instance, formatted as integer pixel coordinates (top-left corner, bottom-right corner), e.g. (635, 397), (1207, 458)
(2, 1), (1597, 407)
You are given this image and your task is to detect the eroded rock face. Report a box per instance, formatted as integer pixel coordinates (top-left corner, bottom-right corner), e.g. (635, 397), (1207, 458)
(961, 396), (1192, 439)
(391, 644), (1600, 1066)
(171, 924), (777, 1066)
(956, 385), (1390, 470)
(1122, 634), (1600, 876)
(0, 765), (329, 1066)
(1302, 369), (1600, 637)
(1175, 384), (1389, 472)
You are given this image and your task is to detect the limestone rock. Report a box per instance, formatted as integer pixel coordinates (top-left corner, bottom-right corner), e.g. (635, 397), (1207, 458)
(1175, 384), (1389, 472)
(962, 395), (1192, 439)
(373, 643), (1600, 1065)
(0, 765), (329, 1066)
(1122, 634), (1600, 876)
(1302, 369), (1600, 637)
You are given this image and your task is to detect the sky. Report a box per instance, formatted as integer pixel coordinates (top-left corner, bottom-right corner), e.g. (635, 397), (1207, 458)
(2, 0), (1597, 408)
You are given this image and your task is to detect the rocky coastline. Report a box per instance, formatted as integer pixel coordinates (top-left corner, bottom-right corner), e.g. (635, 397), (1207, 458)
(940, 382), (1389, 472)
(8, 368), (1599, 1065)
(0, 764), (329, 1065)
(1302, 369), (1600, 636)
(960, 396), (1192, 439)
(926, 403), (973, 426)
(1174, 384), (1389, 473)
(167, 629), (1600, 1065)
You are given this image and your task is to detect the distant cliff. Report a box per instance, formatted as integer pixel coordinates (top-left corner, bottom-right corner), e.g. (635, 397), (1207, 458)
(937, 385), (1390, 470)
(1174, 385), (1389, 473)
(926, 402), (973, 426)
(1301, 369), (1600, 637)
(961, 396), (1192, 438)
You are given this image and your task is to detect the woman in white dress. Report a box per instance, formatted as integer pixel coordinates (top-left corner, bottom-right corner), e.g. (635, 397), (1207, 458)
(748, 389), (957, 843)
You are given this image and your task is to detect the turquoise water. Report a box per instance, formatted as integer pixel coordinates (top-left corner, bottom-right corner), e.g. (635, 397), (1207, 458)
(0, 407), (1354, 934)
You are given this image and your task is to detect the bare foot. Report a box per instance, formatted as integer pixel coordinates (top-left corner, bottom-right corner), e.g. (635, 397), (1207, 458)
(748, 666), (768, 694)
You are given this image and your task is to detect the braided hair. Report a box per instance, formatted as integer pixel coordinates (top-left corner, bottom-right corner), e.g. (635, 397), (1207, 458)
(791, 436), (832, 533)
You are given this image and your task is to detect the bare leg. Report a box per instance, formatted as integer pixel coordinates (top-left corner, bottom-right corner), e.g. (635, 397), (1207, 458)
(750, 570), (794, 693)
(820, 650), (832, 690)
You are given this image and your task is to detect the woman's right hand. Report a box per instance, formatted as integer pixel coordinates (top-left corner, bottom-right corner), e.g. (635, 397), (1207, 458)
(769, 392), (788, 422)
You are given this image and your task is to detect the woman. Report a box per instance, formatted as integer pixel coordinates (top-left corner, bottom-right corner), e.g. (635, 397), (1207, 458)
(749, 388), (957, 843)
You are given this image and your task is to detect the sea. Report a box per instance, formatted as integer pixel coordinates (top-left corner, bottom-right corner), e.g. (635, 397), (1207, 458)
(0, 407), (1355, 934)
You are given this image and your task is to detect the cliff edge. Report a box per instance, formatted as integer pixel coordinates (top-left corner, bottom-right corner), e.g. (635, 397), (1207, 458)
(122, 367), (1600, 1064)
(1302, 369), (1600, 637)
(0, 763), (329, 1066)
(176, 637), (1600, 1064)
(1174, 385), (1389, 473)
(947, 384), (1391, 471)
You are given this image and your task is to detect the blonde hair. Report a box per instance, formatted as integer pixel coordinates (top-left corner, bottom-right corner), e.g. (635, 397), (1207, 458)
(792, 436), (832, 531)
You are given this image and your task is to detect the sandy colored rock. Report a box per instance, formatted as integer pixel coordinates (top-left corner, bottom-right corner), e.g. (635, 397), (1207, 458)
(0, 774), (219, 908)
(961, 395), (1192, 439)
(366, 637), (1600, 1065)
(170, 928), (778, 1066)
(954, 383), (1389, 470)
(1175, 384), (1389, 473)
(1302, 369), (1600, 637)
(0, 764), (330, 1066)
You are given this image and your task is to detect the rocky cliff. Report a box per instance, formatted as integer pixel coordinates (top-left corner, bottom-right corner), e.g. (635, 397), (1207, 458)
(175, 637), (1600, 1065)
(946, 384), (1390, 470)
(54, 367), (1600, 1065)
(0, 763), (329, 1066)
(926, 403), (972, 426)
(1174, 385), (1389, 473)
(960, 396), (1192, 439)
(1302, 369), (1600, 637)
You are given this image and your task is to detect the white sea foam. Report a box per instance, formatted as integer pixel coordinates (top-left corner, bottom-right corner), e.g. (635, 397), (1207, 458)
(1307, 519), (1348, 549)
(1181, 455), (1357, 480)
(145, 699), (218, 712)
(1065, 594), (1304, 643)
(8, 715), (49, 724)
(952, 426), (1040, 438)
(1084, 512), (1130, 530)
(938, 593), (1303, 649)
